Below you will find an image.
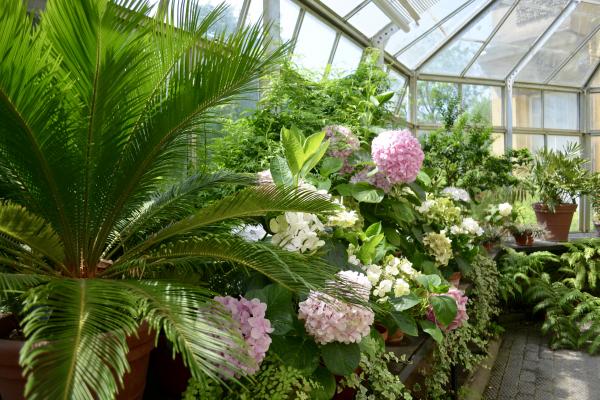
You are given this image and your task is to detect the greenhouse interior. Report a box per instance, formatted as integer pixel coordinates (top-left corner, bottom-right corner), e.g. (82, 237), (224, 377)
(4, 0), (600, 399)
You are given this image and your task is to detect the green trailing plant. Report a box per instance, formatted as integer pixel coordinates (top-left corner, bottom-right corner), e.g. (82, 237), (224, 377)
(497, 249), (558, 303)
(0, 2), (344, 399)
(560, 239), (600, 293)
(530, 143), (597, 210)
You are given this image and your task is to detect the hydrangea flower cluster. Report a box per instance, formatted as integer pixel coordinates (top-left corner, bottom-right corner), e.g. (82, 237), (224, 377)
(362, 255), (418, 302)
(416, 196), (462, 227)
(423, 231), (453, 266)
(214, 296), (274, 376)
(350, 167), (393, 193)
(371, 129), (424, 185)
(327, 208), (359, 228)
(441, 187), (471, 202)
(324, 125), (360, 175)
(449, 217), (484, 237)
(426, 287), (469, 332)
(270, 212), (325, 253)
(498, 202), (513, 217)
(233, 224), (267, 242)
(298, 271), (374, 344)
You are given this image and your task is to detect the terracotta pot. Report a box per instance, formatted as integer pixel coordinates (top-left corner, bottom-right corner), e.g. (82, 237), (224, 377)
(483, 241), (497, 252)
(145, 334), (191, 398)
(0, 319), (154, 400)
(385, 329), (405, 345)
(526, 234), (534, 246)
(594, 222), (600, 237)
(374, 324), (388, 342)
(448, 272), (461, 287)
(533, 203), (577, 242)
(512, 232), (529, 246)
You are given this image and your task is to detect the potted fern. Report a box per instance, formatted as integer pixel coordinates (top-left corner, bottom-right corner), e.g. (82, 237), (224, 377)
(530, 144), (596, 242)
(0, 2), (339, 399)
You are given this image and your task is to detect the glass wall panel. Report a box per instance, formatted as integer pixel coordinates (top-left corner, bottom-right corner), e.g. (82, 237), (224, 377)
(396, 0), (487, 69)
(462, 85), (503, 126)
(192, 0), (244, 35)
(245, 0), (263, 25)
(513, 134), (544, 153)
(591, 69), (600, 88)
(421, 0), (516, 76)
(417, 81), (458, 124)
(517, 3), (600, 84)
(492, 133), (505, 155)
(591, 93), (600, 131)
(293, 12), (336, 76)
(512, 88), (542, 128)
(551, 30), (600, 87)
(546, 135), (580, 152)
(347, 2), (390, 38)
(330, 36), (363, 76)
(466, 0), (568, 80)
(592, 136), (600, 172)
(543, 92), (578, 130)
(322, 0), (364, 17)
(386, 0), (474, 55)
(280, 0), (300, 42)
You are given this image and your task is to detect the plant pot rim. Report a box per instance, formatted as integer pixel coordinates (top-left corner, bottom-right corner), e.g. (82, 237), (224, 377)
(533, 202), (578, 212)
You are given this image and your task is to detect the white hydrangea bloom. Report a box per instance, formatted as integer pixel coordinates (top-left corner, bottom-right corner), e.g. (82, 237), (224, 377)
(365, 264), (382, 285)
(233, 224), (267, 242)
(270, 212), (325, 253)
(450, 225), (467, 235)
(327, 209), (359, 228)
(461, 217), (484, 236)
(399, 259), (418, 278)
(498, 203), (513, 217)
(441, 187), (470, 202)
(393, 278), (410, 297)
(373, 279), (393, 298)
(416, 200), (435, 214)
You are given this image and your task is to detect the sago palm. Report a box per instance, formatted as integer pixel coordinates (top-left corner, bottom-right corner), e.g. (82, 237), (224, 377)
(0, 1), (338, 398)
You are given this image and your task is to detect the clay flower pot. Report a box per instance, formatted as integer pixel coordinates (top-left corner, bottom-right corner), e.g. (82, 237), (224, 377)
(533, 203), (577, 242)
(385, 329), (405, 345)
(512, 232), (531, 246)
(0, 318), (154, 400)
(374, 323), (388, 342)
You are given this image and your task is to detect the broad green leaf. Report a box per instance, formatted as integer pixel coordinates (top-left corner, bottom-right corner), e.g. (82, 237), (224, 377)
(300, 141), (329, 178)
(321, 342), (361, 376)
(420, 320), (443, 344)
(271, 335), (319, 374)
(270, 156), (293, 187)
(246, 284), (294, 335)
(334, 183), (354, 196)
(357, 233), (384, 264)
(365, 221), (382, 237)
(303, 131), (326, 156)
(416, 274), (442, 291)
(417, 170), (431, 187)
(430, 295), (457, 327)
(391, 293), (422, 312)
(320, 157), (344, 177)
(352, 183), (384, 203)
(311, 367), (336, 400)
(390, 311), (418, 336)
(281, 127), (304, 175)
(375, 91), (395, 104)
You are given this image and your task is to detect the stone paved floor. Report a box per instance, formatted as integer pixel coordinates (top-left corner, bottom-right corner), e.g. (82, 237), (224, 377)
(483, 322), (600, 400)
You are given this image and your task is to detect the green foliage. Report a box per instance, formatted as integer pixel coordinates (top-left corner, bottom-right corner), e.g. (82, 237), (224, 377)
(421, 111), (531, 196)
(531, 143), (597, 209)
(560, 239), (600, 293)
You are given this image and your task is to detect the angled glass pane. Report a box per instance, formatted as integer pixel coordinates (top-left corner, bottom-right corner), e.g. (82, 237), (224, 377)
(385, 0), (473, 55)
(547, 135), (580, 152)
(293, 12), (336, 77)
(591, 93), (600, 130)
(543, 91), (578, 130)
(280, 0), (300, 42)
(387, 69), (407, 110)
(330, 36), (364, 76)
(550, 30), (600, 87)
(513, 133), (544, 153)
(347, 2), (390, 38)
(422, 0), (516, 76)
(245, 0), (263, 26)
(397, 0), (488, 69)
(417, 81), (458, 124)
(462, 85), (503, 126)
(591, 68), (600, 87)
(466, 0), (569, 80)
(322, 0), (365, 18)
(512, 88), (542, 128)
(517, 3), (600, 84)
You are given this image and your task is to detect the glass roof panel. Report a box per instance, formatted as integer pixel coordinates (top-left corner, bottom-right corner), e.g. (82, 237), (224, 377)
(330, 36), (364, 76)
(347, 2), (391, 38)
(293, 12), (337, 76)
(590, 67), (600, 87)
(550, 30), (600, 87)
(396, 0), (488, 69)
(466, 0), (569, 80)
(421, 0), (516, 76)
(280, 0), (300, 42)
(517, 2), (600, 84)
(385, 0), (472, 55)
(322, 0), (366, 18)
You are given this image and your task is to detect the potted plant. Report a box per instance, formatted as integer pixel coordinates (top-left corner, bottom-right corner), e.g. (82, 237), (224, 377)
(530, 144), (597, 242)
(481, 225), (503, 251)
(508, 223), (547, 246)
(0, 2), (339, 399)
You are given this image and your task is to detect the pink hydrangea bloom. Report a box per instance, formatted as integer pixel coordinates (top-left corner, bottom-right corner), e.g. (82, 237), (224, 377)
(298, 271), (374, 344)
(371, 129), (424, 185)
(426, 287), (469, 332)
(214, 296), (274, 376)
(350, 167), (393, 193)
(324, 125), (360, 175)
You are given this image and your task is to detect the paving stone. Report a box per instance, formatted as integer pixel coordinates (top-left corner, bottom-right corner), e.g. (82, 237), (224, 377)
(520, 370), (535, 382)
(518, 381), (535, 395)
(522, 360), (538, 371)
(525, 350), (539, 361)
(534, 390), (554, 400)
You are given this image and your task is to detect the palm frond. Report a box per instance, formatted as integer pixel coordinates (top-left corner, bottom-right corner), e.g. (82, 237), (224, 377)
(0, 273), (49, 298)
(122, 185), (338, 259)
(115, 280), (250, 382)
(20, 279), (142, 400)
